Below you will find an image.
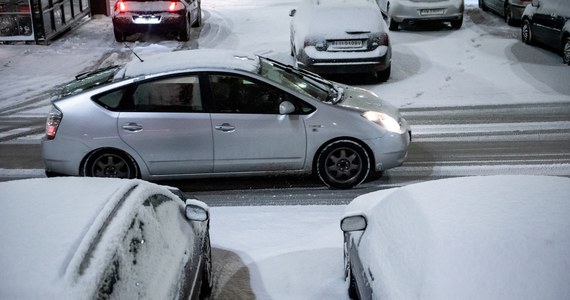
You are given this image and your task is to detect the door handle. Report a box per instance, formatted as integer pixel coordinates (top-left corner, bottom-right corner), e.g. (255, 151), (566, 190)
(122, 122), (143, 132)
(215, 123), (236, 132)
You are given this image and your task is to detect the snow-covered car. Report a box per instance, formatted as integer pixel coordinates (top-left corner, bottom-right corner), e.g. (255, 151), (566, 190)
(289, 0), (392, 82)
(111, 0), (202, 42)
(41, 49), (411, 189)
(521, 0), (570, 65)
(341, 175), (570, 300)
(377, 0), (464, 30)
(0, 177), (212, 299)
(479, 0), (532, 25)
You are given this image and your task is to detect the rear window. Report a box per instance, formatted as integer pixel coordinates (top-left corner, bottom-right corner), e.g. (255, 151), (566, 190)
(60, 66), (122, 98)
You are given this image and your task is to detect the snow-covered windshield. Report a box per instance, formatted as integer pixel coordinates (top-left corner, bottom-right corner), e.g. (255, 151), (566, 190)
(258, 57), (343, 103)
(59, 65), (122, 98)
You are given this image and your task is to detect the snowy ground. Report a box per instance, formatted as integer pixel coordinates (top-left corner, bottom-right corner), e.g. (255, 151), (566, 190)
(1, 0), (569, 298)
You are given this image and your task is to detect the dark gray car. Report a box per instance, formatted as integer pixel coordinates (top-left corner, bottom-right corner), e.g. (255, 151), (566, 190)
(521, 0), (570, 65)
(479, 0), (532, 25)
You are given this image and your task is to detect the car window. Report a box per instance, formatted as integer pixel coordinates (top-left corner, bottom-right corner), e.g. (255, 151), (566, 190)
(208, 74), (283, 114)
(132, 75), (203, 112)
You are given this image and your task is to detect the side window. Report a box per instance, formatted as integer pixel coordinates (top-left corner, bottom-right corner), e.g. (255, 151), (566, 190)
(93, 88), (126, 111)
(209, 74), (283, 114)
(132, 76), (203, 112)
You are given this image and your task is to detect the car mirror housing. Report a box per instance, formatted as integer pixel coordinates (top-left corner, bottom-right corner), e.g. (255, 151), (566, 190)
(185, 199), (210, 222)
(341, 214), (367, 232)
(279, 100), (296, 114)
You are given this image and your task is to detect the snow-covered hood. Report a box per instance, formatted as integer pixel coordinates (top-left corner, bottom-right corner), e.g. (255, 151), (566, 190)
(338, 86), (401, 118)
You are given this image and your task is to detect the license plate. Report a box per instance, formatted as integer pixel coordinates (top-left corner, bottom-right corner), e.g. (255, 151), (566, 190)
(420, 9), (445, 16)
(133, 15), (161, 24)
(330, 40), (363, 48)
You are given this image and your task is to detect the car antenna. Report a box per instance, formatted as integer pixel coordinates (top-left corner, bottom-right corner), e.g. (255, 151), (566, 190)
(124, 43), (144, 62)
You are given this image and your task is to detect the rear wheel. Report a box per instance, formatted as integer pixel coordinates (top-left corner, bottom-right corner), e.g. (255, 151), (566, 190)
(113, 27), (125, 42)
(451, 17), (463, 30)
(563, 37), (570, 65)
(376, 65), (391, 83)
(316, 140), (370, 189)
(83, 149), (139, 178)
(479, 0), (488, 11)
(179, 18), (190, 41)
(521, 20), (533, 45)
(505, 4), (515, 26)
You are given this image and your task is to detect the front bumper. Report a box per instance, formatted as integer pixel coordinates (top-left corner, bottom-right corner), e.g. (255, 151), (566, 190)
(297, 46), (391, 75)
(367, 120), (412, 172)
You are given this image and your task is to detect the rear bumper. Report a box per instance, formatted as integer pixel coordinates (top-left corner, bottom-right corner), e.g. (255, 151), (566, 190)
(390, 0), (464, 23)
(297, 46), (391, 74)
(112, 13), (187, 33)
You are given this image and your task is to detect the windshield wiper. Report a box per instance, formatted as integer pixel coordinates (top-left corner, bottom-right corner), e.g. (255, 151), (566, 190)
(75, 65), (121, 80)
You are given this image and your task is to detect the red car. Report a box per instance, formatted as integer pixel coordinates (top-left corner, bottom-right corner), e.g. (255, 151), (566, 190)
(112, 0), (201, 42)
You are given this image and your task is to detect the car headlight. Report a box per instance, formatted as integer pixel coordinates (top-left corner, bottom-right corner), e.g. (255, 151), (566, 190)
(362, 111), (402, 133)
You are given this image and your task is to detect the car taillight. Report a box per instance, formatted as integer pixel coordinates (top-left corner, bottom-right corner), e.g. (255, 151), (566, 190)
(45, 106), (62, 140)
(116, 0), (126, 12)
(169, 1), (183, 11)
(169, 2), (176, 11)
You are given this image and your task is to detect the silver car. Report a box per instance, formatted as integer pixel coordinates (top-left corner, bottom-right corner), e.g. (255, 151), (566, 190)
(42, 49), (411, 189)
(289, 0), (392, 82)
(377, 0), (465, 30)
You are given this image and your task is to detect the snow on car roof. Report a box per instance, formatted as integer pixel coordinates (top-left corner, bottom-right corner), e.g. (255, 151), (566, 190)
(0, 177), (177, 298)
(347, 175), (570, 299)
(120, 48), (260, 79)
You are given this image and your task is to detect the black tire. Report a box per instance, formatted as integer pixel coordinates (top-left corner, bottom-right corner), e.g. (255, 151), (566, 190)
(479, 0), (488, 11)
(113, 27), (125, 42)
(563, 37), (570, 65)
(83, 149), (139, 179)
(376, 65), (391, 83)
(193, 7), (202, 28)
(451, 17), (463, 30)
(387, 17), (399, 31)
(521, 20), (533, 45)
(505, 4), (514, 26)
(179, 18), (190, 41)
(199, 233), (213, 299)
(316, 140), (370, 189)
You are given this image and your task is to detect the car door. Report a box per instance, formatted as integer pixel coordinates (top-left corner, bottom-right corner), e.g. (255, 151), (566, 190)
(531, 0), (561, 45)
(116, 74), (214, 175)
(206, 73), (308, 173)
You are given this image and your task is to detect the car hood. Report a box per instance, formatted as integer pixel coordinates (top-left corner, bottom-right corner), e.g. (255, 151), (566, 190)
(337, 86), (401, 118)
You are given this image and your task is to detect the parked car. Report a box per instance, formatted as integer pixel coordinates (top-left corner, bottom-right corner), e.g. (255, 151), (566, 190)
(289, 0), (392, 82)
(41, 49), (411, 189)
(112, 0), (201, 42)
(479, 0), (532, 25)
(0, 177), (212, 299)
(376, 0), (464, 30)
(341, 175), (570, 300)
(521, 0), (570, 65)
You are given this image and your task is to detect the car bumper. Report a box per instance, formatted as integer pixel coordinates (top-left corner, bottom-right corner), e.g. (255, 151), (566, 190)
(41, 137), (89, 176)
(112, 13), (187, 33)
(297, 46), (391, 74)
(390, 0), (464, 23)
(367, 119), (412, 172)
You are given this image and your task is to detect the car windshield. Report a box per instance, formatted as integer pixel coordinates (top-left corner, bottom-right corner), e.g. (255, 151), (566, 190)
(59, 65), (122, 98)
(257, 57), (343, 103)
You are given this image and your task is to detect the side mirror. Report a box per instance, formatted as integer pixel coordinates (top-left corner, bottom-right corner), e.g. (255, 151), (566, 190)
(279, 100), (296, 114)
(340, 214), (367, 232)
(289, 9), (296, 17)
(185, 199), (210, 222)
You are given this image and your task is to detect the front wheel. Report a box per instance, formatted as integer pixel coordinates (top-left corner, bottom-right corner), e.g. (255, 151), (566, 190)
(316, 140), (370, 189)
(563, 37), (570, 65)
(83, 150), (139, 178)
(521, 20), (533, 45)
(193, 7), (202, 28)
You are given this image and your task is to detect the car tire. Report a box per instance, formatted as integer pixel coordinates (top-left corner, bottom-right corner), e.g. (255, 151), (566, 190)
(505, 4), (514, 26)
(451, 17), (463, 30)
(199, 233), (213, 298)
(179, 18), (191, 41)
(113, 27), (125, 42)
(316, 140), (370, 189)
(521, 20), (533, 45)
(386, 5), (399, 31)
(376, 65), (390, 83)
(563, 37), (570, 65)
(479, 0), (488, 11)
(193, 7), (202, 28)
(83, 149), (139, 179)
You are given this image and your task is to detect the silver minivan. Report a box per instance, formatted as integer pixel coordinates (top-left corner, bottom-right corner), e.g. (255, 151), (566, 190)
(377, 0), (464, 30)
